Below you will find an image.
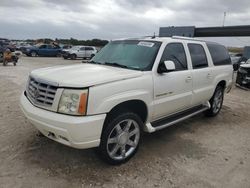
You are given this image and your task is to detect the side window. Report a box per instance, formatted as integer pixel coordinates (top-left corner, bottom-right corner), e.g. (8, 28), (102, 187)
(85, 47), (93, 51)
(39, 45), (47, 49)
(188, 44), (208, 69)
(160, 43), (188, 71)
(206, 43), (231, 66)
(80, 47), (85, 51)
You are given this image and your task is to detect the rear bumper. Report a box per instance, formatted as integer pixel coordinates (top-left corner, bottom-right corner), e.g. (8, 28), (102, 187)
(20, 92), (106, 149)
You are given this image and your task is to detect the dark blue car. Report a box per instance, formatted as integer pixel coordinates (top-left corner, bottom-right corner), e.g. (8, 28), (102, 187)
(24, 44), (62, 57)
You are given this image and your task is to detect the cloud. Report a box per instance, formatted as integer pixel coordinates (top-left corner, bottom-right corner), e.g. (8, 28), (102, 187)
(0, 0), (250, 46)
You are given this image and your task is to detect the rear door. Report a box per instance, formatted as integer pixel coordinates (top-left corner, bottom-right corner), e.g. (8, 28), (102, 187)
(85, 47), (93, 58)
(153, 42), (193, 119)
(187, 43), (213, 105)
(78, 47), (85, 58)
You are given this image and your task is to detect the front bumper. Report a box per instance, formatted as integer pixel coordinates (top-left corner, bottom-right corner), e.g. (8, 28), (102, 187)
(20, 92), (106, 149)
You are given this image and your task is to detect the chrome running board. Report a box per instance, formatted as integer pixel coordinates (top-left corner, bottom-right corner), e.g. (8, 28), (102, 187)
(151, 102), (210, 131)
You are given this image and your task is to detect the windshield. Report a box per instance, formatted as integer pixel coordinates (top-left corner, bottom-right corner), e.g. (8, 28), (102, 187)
(71, 46), (81, 50)
(91, 40), (161, 70)
(243, 47), (250, 59)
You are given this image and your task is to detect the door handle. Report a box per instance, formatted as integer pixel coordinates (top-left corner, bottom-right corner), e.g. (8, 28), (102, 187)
(185, 76), (192, 82)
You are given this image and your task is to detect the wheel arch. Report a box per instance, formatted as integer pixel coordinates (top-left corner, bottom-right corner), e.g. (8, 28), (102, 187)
(216, 80), (226, 90)
(103, 99), (148, 129)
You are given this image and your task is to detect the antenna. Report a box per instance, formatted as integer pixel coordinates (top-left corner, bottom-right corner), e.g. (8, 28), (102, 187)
(222, 12), (226, 27)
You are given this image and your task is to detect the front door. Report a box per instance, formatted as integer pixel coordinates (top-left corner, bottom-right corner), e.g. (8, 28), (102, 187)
(153, 43), (193, 120)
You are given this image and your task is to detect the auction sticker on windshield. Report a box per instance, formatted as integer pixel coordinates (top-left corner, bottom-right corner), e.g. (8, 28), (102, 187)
(138, 41), (154, 47)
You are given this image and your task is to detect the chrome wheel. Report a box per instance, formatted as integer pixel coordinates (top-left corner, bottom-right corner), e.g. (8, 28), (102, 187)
(107, 119), (140, 161)
(212, 89), (223, 114)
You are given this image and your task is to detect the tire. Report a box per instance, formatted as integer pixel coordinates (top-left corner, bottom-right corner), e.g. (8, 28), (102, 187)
(70, 54), (77, 60)
(98, 112), (142, 165)
(56, 53), (62, 57)
(3, 60), (7, 66)
(13, 62), (16, 66)
(205, 85), (224, 117)
(63, 56), (68, 59)
(31, 51), (37, 57)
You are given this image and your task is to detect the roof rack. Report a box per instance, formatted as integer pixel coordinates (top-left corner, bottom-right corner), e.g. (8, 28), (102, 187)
(171, 36), (203, 41)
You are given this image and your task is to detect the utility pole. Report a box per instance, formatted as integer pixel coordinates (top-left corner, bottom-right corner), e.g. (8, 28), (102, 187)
(222, 12), (226, 27)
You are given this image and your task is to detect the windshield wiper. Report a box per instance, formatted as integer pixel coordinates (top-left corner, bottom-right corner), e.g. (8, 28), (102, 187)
(104, 62), (140, 70)
(104, 62), (129, 68)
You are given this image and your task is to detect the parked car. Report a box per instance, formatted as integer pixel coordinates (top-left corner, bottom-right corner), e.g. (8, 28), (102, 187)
(229, 52), (242, 70)
(62, 46), (97, 59)
(236, 59), (250, 88)
(24, 44), (62, 57)
(0, 46), (4, 62)
(20, 37), (233, 164)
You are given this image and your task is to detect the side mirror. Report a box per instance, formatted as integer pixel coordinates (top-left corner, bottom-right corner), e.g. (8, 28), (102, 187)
(158, 60), (176, 73)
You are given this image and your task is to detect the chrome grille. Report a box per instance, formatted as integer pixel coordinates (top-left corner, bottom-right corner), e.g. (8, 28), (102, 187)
(27, 76), (58, 107)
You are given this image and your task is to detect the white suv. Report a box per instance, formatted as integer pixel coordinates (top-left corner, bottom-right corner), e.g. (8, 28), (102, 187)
(62, 46), (97, 60)
(20, 37), (233, 164)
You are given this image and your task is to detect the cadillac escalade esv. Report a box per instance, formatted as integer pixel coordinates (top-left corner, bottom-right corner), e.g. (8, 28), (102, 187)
(20, 37), (233, 164)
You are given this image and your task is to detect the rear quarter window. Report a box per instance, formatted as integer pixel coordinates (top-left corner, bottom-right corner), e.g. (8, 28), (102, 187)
(188, 44), (208, 69)
(207, 43), (231, 66)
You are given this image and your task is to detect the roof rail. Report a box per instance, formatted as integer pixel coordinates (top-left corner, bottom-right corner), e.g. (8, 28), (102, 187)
(171, 36), (203, 41)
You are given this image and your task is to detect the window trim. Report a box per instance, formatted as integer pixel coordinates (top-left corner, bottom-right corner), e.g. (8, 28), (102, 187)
(188, 43), (208, 69)
(160, 42), (188, 72)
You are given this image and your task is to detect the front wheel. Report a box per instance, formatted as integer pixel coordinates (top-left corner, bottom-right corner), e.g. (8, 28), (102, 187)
(30, 51), (37, 57)
(205, 85), (224, 117)
(70, 54), (77, 60)
(98, 112), (142, 165)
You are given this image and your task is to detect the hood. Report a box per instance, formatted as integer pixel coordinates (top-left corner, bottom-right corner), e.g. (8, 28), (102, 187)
(30, 63), (143, 87)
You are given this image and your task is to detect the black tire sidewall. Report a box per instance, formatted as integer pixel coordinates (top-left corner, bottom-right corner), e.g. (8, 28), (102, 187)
(31, 51), (37, 57)
(70, 54), (76, 60)
(98, 112), (143, 165)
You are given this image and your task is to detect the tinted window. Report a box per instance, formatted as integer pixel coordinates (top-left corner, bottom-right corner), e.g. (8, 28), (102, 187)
(39, 45), (47, 49)
(85, 47), (94, 50)
(243, 46), (250, 59)
(188, 44), (208, 69)
(160, 43), (187, 71)
(80, 47), (85, 51)
(207, 43), (231, 65)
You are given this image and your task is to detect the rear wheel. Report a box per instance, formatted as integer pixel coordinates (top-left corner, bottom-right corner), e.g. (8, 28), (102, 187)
(205, 85), (224, 117)
(90, 54), (95, 59)
(98, 112), (142, 165)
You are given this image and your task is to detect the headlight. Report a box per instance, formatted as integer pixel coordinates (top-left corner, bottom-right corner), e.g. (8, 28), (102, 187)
(58, 89), (88, 116)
